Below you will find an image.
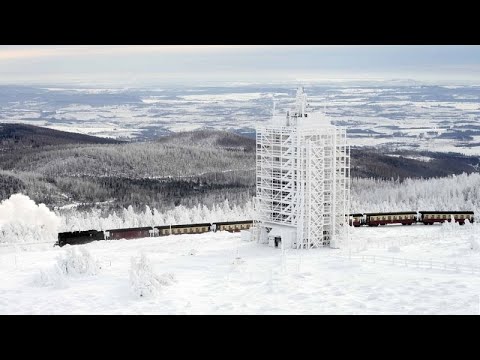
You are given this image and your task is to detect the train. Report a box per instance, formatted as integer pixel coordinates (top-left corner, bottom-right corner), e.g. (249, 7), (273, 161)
(56, 210), (475, 247)
(56, 220), (254, 247)
(348, 211), (474, 227)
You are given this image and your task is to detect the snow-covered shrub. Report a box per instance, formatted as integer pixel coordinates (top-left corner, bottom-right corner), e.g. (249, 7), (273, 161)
(32, 248), (100, 288)
(470, 238), (480, 252)
(129, 253), (176, 298)
(32, 264), (68, 288)
(56, 247), (101, 277)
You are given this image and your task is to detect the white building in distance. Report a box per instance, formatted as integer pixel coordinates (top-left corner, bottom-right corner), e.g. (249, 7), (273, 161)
(254, 87), (350, 249)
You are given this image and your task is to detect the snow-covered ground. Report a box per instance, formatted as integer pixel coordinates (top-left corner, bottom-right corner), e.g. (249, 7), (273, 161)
(1, 223), (479, 314)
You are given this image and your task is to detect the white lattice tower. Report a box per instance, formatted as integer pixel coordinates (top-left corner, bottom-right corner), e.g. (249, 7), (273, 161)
(332, 128), (350, 248)
(255, 87), (350, 249)
(305, 138), (326, 248)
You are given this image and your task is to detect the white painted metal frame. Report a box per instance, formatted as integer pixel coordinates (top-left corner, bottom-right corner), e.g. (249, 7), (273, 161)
(255, 88), (350, 249)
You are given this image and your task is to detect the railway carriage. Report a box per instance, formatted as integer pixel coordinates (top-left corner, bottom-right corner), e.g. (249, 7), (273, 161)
(419, 211), (474, 225)
(213, 220), (253, 232)
(365, 212), (417, 226)
(155, 223), (211, 236)
(106, 226), (155, 240)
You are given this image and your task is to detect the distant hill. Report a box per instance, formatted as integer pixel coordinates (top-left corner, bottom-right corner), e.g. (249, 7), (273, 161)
(351, 148), (479, 180)
(156, 129), (255, 152)
(0, 123), (122, 148)
(0, 125), (478, 212)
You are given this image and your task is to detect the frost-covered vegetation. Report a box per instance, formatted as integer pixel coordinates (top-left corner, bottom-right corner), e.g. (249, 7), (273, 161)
(129, 253), (176, 298)
(33, 247), (100, 288)
(351, 172), (480, 214)
(58, 199), (255, 232)
(0, 129), (256, 211)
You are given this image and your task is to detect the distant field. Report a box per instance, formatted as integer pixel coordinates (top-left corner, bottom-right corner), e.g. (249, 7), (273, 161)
(1, 84), (479, 154)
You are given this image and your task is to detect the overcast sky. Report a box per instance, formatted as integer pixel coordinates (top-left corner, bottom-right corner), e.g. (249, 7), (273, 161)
(0, 45), (479, 86)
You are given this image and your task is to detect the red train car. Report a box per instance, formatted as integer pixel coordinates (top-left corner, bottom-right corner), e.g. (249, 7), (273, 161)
(105, 226), (156, 240)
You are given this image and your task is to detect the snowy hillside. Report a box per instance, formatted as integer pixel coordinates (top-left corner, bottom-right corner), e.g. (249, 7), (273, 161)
(1, 222), (479, 314)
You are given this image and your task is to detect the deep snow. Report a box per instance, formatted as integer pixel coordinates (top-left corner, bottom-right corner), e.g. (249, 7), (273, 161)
(1, 223), (479, 314)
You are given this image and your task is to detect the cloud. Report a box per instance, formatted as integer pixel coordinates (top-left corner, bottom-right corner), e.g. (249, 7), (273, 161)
(0, 45), (309, 62)
(1, 45), (479, 85)
(0, 45), (358, 63)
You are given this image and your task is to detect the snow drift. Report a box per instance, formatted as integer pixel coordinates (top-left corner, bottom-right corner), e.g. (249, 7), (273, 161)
(0, 194), (60, 244)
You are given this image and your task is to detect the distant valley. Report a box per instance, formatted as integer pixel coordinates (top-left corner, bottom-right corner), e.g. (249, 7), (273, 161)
(1, 84), (480, 155)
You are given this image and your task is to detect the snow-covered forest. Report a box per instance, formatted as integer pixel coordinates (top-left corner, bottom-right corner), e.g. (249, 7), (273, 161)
(351, 172), (480, 214)
(57, 199), (255, 233)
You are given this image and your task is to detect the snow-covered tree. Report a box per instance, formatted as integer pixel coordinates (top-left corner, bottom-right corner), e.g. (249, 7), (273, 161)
(129, 253), (176, 298)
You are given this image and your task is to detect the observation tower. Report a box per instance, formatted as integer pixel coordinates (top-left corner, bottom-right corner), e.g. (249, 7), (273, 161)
(254, 87), (350, 249)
